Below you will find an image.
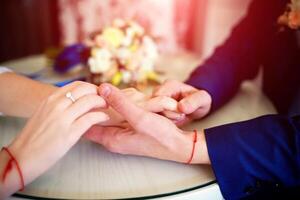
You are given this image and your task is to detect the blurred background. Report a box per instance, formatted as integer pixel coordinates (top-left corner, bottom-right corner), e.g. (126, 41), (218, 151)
(0, 0), (252, 63)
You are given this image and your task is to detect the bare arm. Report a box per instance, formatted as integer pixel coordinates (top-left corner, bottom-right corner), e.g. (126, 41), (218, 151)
(0, 81), (109, 198)
(0, 72), (57, 117)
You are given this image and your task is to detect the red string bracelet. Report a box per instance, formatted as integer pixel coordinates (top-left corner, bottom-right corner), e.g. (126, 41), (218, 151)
(186, 130), (198, 164)
(1, 147), (25, 191)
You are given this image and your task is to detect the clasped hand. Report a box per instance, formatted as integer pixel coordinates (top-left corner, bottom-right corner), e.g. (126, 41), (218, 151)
(85, 82), (210, 165)
(1, 80), (211, 198)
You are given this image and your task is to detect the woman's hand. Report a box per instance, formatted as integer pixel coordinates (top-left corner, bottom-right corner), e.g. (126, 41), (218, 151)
(153, 79), (212, 126)
(0, 81), (109, 198)
(85, 83), (210, 164)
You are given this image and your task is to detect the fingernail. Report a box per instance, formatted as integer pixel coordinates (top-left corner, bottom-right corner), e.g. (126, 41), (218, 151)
(176, 113), (186, 120)
(100, 85), (111, 98)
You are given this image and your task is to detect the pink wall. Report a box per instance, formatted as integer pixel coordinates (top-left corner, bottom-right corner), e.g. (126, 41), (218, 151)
(57, 0), (252, 57)
(201, 0), (252, 58)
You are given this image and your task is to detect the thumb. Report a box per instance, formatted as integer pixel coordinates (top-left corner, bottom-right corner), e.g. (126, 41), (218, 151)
(98, 83), (146, 127)
(178, 90), (211, 115)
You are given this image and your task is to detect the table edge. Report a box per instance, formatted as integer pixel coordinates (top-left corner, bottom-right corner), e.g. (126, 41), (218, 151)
(13, 180), (217, 200)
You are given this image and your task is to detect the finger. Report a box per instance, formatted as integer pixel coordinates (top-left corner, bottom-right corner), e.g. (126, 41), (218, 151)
(48, 82), (100, 112)
(189, 106), (211, 119)
(85, 125), (152, 156)
(84, 125), (119, 143)
(98, 83), (147, 127)
(178, 90), (210, 115)
(84, 125), (128, 153)
(152, 80), (196, 100)
(122, 88), (146, 103)
(142, 96), (178, 113)
(161, 110), (185, 121)
(66, 94), (107, 122)
(172, 116), (192, 127)
(48, 81), (83, 101)
(152, 80), (179, 98)
(71, 111), (110, 139)
(84, 125), (109, 143)
(65, 82), (99, 104)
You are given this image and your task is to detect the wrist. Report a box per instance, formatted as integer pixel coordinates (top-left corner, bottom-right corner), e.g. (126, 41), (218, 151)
(8, 140), (37, 186)
(0, 148), (23, 198)
(194, 130), (211, 164)
(29, 84), (57, 118)
(171, 130), (197, 163)
(181, 130), (211, 164)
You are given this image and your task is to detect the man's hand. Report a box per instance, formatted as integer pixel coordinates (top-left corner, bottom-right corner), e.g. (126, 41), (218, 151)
(99, 87), (183, 126)
(84, 83), (210, 164)
(153, 80), (212, 125)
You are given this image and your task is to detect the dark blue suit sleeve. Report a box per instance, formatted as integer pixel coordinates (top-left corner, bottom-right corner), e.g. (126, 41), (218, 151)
(205, 114), (300, 199)
(186, 0), (286, 111)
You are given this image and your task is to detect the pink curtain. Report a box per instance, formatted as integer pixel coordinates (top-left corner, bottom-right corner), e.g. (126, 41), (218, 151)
(58, 0), (207, 53)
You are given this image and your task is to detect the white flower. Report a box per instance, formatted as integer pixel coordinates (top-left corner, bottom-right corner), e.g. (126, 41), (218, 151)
(142, 36), (158, 60)
(122, 71), (132, 83)
(89, 48), (113, 73)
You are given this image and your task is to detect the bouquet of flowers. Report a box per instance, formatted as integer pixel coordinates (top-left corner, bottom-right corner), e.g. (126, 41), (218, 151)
(87, 19), (159, 87)
(53, 19), (160, 89)
(279, 0), (300, 29)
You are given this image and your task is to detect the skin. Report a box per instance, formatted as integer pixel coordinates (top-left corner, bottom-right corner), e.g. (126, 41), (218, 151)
(0, 72), (210, 197)
(85, 83), (211, 164)
(0, 73), (180, 198)
(0, 81), (110, 198)
(152, 79), (212, 126)
(0, 72), (57, 117)
(101, 87), (184, 126)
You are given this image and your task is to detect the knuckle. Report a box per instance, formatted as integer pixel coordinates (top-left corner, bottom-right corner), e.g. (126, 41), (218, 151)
(67, 81), (84, 89)
(78, 82), (97, 93)
(73, 81), (85, 86)
(124, 87), (137, 93)
(46, 93), (57, 104)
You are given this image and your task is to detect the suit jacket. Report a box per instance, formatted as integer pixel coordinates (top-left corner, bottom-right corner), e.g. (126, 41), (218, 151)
(186, 0), (300, 199)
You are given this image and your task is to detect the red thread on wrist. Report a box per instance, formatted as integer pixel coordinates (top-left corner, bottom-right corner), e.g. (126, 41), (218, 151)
(1, 147), (25, 191)
(1, 157), (13, 182)
(186, 130), (198, 164)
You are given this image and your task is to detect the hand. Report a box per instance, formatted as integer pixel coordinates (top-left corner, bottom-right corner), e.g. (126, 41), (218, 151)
(0, 81), (109, 198)
(100, 87), (183, 126)
(153, 80), (212, 125)
(85, 83), (210, 164)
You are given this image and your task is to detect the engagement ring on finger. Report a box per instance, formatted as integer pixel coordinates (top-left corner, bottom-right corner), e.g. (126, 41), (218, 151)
(66, 92), (76, 103)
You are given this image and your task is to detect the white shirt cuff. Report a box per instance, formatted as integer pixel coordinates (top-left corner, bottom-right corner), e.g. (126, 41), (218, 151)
(0, 66), (12, 74)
